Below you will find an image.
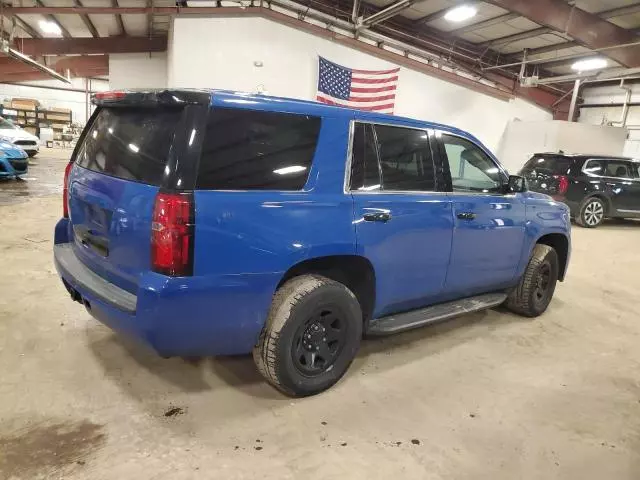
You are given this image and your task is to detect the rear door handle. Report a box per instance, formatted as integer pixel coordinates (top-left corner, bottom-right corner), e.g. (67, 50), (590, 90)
(363, 212), (391, 222)
(457, 212), (476, 220)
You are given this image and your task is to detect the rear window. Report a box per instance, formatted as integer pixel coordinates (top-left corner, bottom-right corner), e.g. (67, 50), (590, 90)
(76, 107), (181, 185)
(522, 155), (573, 175)
(196, 108), (321, 190)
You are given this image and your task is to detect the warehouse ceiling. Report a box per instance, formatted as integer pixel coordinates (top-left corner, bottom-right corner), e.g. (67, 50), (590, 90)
(1, 0), (640, 117)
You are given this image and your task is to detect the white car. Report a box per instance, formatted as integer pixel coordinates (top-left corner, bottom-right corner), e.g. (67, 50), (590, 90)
(0, 116), (40, 157)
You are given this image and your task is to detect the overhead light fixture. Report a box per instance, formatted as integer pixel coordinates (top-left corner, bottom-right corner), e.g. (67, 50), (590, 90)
(571, 58), (607, 72)
(39, 20), (62, 36)
(444, 5), (477, 22)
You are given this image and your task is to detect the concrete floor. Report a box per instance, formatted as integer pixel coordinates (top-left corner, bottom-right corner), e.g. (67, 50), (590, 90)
(1, 149), (640, 480)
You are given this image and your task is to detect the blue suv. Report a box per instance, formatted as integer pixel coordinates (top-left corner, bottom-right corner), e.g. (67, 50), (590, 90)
(54, 90), (571, 396)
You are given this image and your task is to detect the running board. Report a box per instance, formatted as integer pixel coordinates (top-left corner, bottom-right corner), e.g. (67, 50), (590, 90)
(367, 292), (508, 336)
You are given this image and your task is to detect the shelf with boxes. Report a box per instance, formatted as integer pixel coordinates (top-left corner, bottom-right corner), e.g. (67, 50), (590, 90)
(1, 97), (73, 140)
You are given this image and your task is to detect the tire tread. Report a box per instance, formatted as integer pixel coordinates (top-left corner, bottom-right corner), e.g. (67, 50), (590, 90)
(506, 244), (555, 317)
(253, 275), (352, 396)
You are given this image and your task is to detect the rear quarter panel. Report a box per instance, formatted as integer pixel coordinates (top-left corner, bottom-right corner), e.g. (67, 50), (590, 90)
(193, 115), (355, 280)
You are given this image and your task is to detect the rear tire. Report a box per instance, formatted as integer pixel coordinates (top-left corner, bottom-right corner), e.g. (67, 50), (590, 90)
(506, 244), (559, 318)
(576, 197), (605, 228)
(253, 275), (362, 397)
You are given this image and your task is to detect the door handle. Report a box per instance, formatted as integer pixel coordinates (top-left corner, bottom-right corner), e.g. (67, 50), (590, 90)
(363, 211), (391, 222)
(457, 212), (476, 220)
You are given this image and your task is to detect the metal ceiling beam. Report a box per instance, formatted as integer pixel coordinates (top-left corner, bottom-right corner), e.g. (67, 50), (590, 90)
(111, 0), (126, 35)
(482, 27), (554, 48)
(526, 40), (579, 57)
(10, 16), (43, 38)
(494, 3), (640, 57)
(14, 36), (167, 55)
(484, 0), (640, 67)
(450, 12), (519, 34)
(74, 0), (99, 38)
(33, 0), (72, 38)
(599, 2), (640, 19)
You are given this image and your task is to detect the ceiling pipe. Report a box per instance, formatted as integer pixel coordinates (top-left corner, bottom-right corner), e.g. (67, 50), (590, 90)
(483, 39), (640, 71)
(359, 0), (413, 28)
(536, 67), (640, 85)
(5, 48), (71, 83)
(607, 79), (633, 127)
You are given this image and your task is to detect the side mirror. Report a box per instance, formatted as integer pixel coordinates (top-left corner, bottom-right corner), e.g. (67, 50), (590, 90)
(506, 175), (527, 193)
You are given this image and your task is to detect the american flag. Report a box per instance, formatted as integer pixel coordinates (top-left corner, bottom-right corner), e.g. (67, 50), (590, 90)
(316, 57), (400, 114)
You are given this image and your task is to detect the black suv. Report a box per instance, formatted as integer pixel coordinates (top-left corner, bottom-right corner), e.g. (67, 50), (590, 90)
(520, 153), (640, 228)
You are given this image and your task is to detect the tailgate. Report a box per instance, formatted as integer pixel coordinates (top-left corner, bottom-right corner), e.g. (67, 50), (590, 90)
(67, 100), (198, 293)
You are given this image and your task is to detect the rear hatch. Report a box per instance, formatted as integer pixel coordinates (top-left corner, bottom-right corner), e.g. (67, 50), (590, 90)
(519, 155), (573, 197)
(67, 90), (209, 293)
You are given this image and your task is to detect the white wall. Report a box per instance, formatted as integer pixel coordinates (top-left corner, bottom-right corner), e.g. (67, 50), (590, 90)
(109, 53), (168, 90)
(0, 78), (109, 125)
(168, 16), (551, 159)
(497, 120), (628, 172)
(579, 83), (639, 158)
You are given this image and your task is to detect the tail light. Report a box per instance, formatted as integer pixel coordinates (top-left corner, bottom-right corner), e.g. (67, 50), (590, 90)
(151, 192), (194, 276)
(63, 161), (73, 218)
(554, 175), (569, 195)
(94, 91), (126, 101)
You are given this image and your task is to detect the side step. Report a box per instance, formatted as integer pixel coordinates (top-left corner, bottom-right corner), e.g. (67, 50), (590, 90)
(367, 292), (508, 336)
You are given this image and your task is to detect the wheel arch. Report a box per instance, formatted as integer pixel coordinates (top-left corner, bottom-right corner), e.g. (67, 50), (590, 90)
(277, 255), (376, 324)
(583, 192), (612, 215)
(536, 233), (570, 281)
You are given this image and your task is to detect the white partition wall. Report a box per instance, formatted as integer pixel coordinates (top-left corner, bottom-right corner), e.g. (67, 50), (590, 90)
(167, 15), (552, 153)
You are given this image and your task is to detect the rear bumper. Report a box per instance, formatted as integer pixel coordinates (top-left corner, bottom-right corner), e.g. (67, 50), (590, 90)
(53, 219), (279, 356)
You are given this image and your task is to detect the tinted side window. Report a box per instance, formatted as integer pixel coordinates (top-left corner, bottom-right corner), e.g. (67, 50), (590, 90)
(583, 160), (605, 176)
(76, 107), (181, 185)
(197, 108), (321, 190)
(350, 123), (381, 191)
(440, 134), (502, 193)
(375, 125), (435, 191)
(603, 161), (633, 178)
(521, 155), (572, 175)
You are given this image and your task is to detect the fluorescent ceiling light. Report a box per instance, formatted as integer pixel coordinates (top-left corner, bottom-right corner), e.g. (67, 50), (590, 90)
(39, 20), (62, 36)
(128, 143), (140, 153)
(571, 58), (607, 72)
(273, 165), (306, 175)
(444, 5), (477, 22)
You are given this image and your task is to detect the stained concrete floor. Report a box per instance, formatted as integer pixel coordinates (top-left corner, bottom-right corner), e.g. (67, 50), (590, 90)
(1, 149), (640, 479)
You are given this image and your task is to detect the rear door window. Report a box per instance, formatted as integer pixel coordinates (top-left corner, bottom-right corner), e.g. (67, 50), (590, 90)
(350, 123), (381, 191)
(76, 107), (182, 185)
(374, 125), (435, 192)
(197, 108), (321, 190)
(603, 160), (633, 178)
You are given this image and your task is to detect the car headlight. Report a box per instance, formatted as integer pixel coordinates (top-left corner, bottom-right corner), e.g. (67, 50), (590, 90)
(0, 136), (12, 143)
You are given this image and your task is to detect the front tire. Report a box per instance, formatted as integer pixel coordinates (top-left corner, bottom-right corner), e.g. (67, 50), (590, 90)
(576, 197), (605, 228)
(506, 244), (559, 318)
(27, 151), (38, 158)
(253, 275), (362, 397)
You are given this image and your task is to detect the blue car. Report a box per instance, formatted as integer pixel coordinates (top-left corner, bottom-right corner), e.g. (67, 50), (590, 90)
(0, 140), (28, 179)
(54, 89), (571, 396)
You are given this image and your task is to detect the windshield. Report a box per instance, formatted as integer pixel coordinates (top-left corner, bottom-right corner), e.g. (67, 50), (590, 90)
(0, 117), (18, 130)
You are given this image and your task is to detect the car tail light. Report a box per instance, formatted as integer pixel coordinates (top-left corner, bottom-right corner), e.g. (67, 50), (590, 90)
(63, 161), (73, 218)
(554, 175), (569, 195)
(151, 192), (194, 276)
(94, 91), (126, 101)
